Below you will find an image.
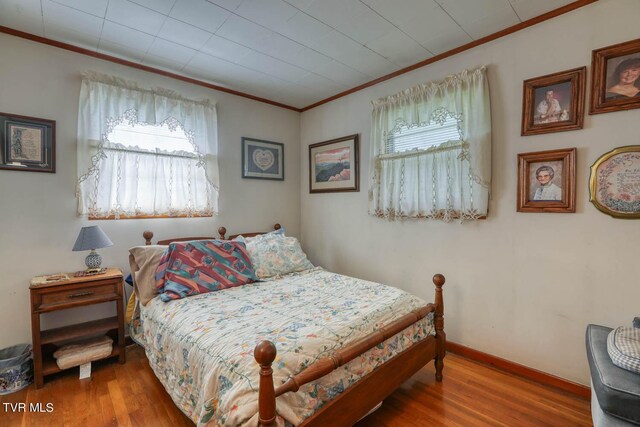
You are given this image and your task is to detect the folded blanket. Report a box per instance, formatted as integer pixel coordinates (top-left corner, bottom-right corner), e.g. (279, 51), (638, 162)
(53, 336), (113, 370)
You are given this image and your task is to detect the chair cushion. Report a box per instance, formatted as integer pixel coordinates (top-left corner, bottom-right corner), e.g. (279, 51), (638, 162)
(586, 324), (640, 425)
(608, 327), (640, 374)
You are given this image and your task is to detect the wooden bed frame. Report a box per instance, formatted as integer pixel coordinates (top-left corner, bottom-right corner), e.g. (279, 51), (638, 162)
(141, 224), (445, 427)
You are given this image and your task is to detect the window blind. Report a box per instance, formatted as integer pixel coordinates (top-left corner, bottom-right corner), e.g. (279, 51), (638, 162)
(385, 116), (461, 154)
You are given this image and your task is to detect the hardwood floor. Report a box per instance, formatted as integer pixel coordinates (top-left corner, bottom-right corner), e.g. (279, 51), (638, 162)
(0, 345), (592, 427)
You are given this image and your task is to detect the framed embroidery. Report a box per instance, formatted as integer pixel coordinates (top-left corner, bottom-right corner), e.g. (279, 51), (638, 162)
(590, 38), (640, 114)
(242, 137), (284, 181)
(309, 134), (359, 193)
(589, 146), (640, 219)
(517, 148), (576, 213)
(521, 67), (586, 136)
(0, 112), (55, 173)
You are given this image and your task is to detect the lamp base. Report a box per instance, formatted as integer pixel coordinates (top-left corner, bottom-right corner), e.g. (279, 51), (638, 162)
(85, 250), (102, 270)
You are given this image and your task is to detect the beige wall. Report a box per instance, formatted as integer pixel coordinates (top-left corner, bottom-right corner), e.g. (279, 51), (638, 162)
(299, 0), (640, 385)
(1, 0), (638, 387)
(0, 34), (300, 347)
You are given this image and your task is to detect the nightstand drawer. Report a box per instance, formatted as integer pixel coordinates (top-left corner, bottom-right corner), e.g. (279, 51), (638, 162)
(35, 282), (119, 312)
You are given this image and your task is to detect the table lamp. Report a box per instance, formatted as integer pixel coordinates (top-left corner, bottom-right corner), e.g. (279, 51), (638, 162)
(72, 226), (113, 273)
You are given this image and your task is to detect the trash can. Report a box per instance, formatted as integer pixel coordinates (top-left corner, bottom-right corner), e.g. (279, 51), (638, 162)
(0, 344), (33, 394)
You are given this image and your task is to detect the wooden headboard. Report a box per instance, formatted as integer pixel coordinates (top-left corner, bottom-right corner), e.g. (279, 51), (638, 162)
(143, 223), (282, 245)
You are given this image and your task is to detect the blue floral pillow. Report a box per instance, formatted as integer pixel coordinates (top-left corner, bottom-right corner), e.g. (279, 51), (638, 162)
(235, 227), (285, 243)
(245, 235), (314, 279)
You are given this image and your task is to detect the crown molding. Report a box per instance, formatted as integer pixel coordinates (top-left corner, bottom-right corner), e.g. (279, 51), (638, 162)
(0, 25), (302, 112)
(300, 0), (598, 112)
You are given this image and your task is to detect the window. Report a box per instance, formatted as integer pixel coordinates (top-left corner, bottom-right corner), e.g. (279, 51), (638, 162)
(385, 114), (462, 155)
(76, 74), (219, 219)
(369, 67), (491, 222)
(107, 121), (195, 154)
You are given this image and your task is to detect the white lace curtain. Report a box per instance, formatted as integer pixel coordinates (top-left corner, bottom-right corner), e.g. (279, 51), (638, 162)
(370, 66), (491, 222)
(76, 72), (219, 218)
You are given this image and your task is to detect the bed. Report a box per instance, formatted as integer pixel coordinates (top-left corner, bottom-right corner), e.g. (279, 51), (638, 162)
(129, 224), (445, 426)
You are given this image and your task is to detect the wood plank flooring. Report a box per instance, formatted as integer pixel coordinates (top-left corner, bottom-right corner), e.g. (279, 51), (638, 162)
(0, 345), (592, 426)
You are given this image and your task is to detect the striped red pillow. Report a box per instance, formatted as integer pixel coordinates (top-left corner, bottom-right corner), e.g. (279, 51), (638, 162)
(155, 240), (258, 302)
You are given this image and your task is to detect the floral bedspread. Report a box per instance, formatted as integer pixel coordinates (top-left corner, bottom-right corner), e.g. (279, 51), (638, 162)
(132, 268), (434, 426)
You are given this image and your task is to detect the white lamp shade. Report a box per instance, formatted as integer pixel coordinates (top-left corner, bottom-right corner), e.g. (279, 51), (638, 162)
(72, 226), (113, 251)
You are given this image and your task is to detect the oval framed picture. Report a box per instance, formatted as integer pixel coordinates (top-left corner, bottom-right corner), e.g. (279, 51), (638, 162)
(589, 145), (640, 219)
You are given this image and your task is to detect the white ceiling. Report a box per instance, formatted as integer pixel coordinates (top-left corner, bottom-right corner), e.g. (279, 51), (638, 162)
(0, 0), (577, 109)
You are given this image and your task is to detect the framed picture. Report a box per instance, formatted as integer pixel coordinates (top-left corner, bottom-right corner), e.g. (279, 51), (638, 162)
(242, 137), (284, 181)
(521, 67), (586, 136)
(589, 145), (640, 219)
(590, 38), (640, 114)
(0, 112), (55, 173)
(517, 148), (576, 213)
(309, 134), (359, 193)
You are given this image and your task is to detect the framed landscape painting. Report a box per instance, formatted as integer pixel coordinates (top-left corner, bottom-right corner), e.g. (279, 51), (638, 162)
(309, 134), (359, 193)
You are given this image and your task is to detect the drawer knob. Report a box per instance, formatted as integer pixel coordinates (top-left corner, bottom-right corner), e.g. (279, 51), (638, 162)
(68, 291), (94, 298)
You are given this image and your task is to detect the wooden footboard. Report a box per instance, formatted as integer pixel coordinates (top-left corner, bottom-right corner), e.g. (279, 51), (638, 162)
(254, 274), (446, 426)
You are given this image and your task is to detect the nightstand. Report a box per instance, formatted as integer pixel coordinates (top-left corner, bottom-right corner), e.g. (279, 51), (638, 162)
(29, 268), (125, 388)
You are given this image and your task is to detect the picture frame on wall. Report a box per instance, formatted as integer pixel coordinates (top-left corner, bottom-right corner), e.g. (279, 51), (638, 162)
(590, 38), (640, 114)
(517, 148), (576, 213)
(589, 145), (640, 219)
(0, 112), (55, 173)
(521, 67), (586, 136)
(241, 137), (284, 181)
(309, 134), (359, 193)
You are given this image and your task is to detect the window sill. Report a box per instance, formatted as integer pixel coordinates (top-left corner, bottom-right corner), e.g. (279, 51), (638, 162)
(88, 213), (214, 220)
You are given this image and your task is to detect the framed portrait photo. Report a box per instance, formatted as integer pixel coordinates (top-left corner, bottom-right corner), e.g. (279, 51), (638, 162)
(589, 145), (640, 219)
(0, 112), (55, 173)
(517, 148), (576, 213)
(521, 67), (586, 136)
(242, 137), (284, 181)
(590, 38), (640, 114)
(309, 134), (359, 193)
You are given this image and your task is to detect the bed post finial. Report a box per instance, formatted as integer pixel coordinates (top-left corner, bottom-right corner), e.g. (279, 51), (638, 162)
(254, 341), (277, 427)
(433, 273), (446, 382)
(143, 231), (153, 246)
(273, 223), (281, 231)
(218, 227), (227, 239)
